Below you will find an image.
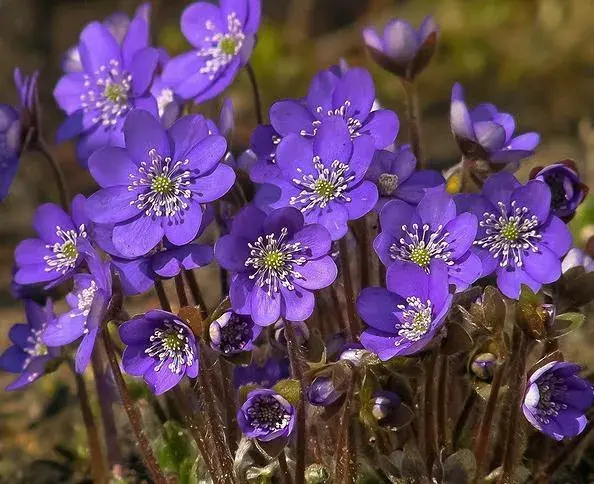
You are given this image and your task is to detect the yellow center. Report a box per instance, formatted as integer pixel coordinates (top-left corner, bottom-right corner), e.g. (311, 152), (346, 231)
(104, 83), (127, 104)
(409, 247), (431, 268)
(151, 175), (173, 195)
(314, 179), (336, 199)
(501, 221), (520, 242)
(263, 250), (284, 269)
(62, 241), (78, 260)
(219, 37), (238, 55)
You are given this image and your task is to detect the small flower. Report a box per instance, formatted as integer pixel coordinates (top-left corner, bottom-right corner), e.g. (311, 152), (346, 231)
(562, 247), (594, 273)
(523, 361), (593, 441)
(238, 388), (296, 442)
(119, 309), (199, 395)
(244, 124), (282, 183)
(265, 121), (379, 240)
(54, 5), (159, 165)
(161, 0), (261, 103)
(14, 195), (92, 288)
(371, 391), (401, 423)
(357, 260), (453, 360)
(43, 255), (113, 373)
(209, 311), (262, 354)
(470, 352), (497, 381)
(0, 300), (59, 391)
(364, 145), (444, 212)
(85, 110), (234, 258)
(233, 357), (290, 388)
(374, 189), (482, 291)
(450, 83), (540, 166)
(530, 160), (588, 222)
(362, 16), (438, 81)
(215, 205), (338, 326)
(456, 172), (572, 299)
(307, 376), (344, 407)
(269, 67), (398, 150)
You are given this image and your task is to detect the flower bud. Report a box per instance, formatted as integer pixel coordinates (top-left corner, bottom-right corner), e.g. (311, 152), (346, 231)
(305, 464), (330, 484)
(370, 391), (401, 424)
(306, 376), (344, 407)
(470, 353), (497, 381)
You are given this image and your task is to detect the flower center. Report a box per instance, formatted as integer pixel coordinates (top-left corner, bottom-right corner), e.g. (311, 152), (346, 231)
(395, 297), (433, 344)
(129, 149), (193, 218)
(76, 280), (98, 321)
(24, 328), (48, 367)
(80, 59), (132, 128)
(245, 394), (292, 433)
(145, 322), (195, 374)
(214, 315), (253, 354)
(378, 173), (399, 197)
(533, 374), (568, 424)
(390, 223), (452, 270)
(245, 227), (307, 295)
(301, 101), (363, 138)
(289, 156), (355, 213)
(475, 201), (541, 267)
(43, 225), (87, 274)
(198, 13), (245, 80)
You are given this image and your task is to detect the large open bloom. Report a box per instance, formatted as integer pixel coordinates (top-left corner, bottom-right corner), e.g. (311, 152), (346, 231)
(54, 5), (159, 164)
(374, 189), (481, 291)
(357, 260), (452, 360)
(523, 361), (593, 441)
(238, 388), (296, 442)
(456, 172), (572, 299)
(215, 205), (337, 326)
(0, 300), (59, 391)
(162, 0), (261, 103)
(85, 110), (234, 258)
(120, 309), (199, 395)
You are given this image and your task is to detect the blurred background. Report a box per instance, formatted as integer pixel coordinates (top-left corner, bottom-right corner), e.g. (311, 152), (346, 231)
(1, 0), (594, 481)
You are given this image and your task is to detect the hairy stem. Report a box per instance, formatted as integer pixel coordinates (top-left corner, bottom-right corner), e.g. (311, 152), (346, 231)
(36, 138), (70, 210)
(423, 350), (439, 472)
(333, 370), (358, 482)
(436, 353), (450, 453)
(245, 63), (264, 125)
(154, 279), (172, 312)
(402, 80), (423, 168)
(338, 237), (359, 339)
(184, 269), (207, 314)
(174, 274), (189, 307)
(278, 450), (294, 484)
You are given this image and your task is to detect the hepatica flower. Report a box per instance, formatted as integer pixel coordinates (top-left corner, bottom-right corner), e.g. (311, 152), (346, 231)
(374, 190), (482, 291)
(523, 361), (594, 441)
(245, 124), (282, 183)
(270, 67), (398, 150)
(120, 309), (199, 395)
(307, 376), (344, 407)
(266, 121), (379, 240)
(14, 195), (91, 288)
(0, 300), (59, 391)
(364, 145), (444, 212)
(238, 388), (295, 442)
(85, 110), (234, 258)
(456, 172), (572, 299)
(209, 311), (262, 355)
(54, 5), (159, 164)
(233, 357), (290, 388)
(450, 83), (539, 166)
(562, 247), (594, 273)
(363, 16), (438, 81)
(357, 260), (453, 360)
(215, 205), (337, 326)
(162, 0), (261, 103)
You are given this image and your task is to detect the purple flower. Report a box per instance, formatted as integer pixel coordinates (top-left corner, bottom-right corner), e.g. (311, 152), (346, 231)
(270, 67), (398, 150)
(0, 68), (39, 201)
(43, 255), (113, 373)
(265, 121), (379, 240)
(54, 5), (159, 164)
(0, 300), (59, 391)
(244, 124), (282, 183)
(161, 0), (261, 103)
(530, 160), (588, 222)
(209, 311), (262, 354)
(216, 205), (337, 326)
(455, 172), (572, 299)
(450, 83), (540, 166)
(371, 391), (401, 424)
(238, 388), (296, 442)
(307, 376), (344, 407)
(363, 16), (438, 81)
(374, 189), (482, 291)
(523, 361), (593, 441)
(14, 195), (92, 288)
(85, 110), (234, 258)
(233, 357), (290, 388)
(337, 342), (370, 366)
(151, 75), (182, 128)
(119, 309), (199, 395)
(562, 247), (594, 274)
(364, 145), (444, 212)
(357, 260), (453, 360)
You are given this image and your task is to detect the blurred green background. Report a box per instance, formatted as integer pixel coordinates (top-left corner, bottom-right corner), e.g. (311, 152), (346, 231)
(1, 0), (594, 481)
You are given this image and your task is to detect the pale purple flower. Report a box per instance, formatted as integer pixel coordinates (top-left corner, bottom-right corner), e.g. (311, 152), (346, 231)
(562, 247), (594, 274)
(238, 388), (296, 442)
(209, 311), (262, 354)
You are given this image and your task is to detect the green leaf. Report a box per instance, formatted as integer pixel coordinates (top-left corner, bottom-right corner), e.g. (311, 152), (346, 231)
(155, 421), (197, 473)
(516, 285), (547, 340)
(272, 378), (301, 406)
(550, 312), (585, 339)
(178, 457), (200, 484)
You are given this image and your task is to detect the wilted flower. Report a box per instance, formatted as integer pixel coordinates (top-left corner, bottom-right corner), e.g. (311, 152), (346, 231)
(215, 205), (337, 326)
(54, 5), (159, 164)
(238, 388), (296, 442)
(265, 121), (379, 240)
(562, 247), (594, 273)
(357, 260), (452, 360)
(85, 110), (234, 258)
(307, 375), (344, 407)
(375, 189), (482, 291)
(0, 300), (59, 391)
(209, 311), (262, 354)
(270, 67), (398, 150)
(523, 361), (593, 441)
(364, 145), (444, 212)
(162, 0), (261, 103)
(456, 172), (572, 299)
(530, 160), (587, 222)
(450, 83), (539, 167)
(120, 309), (199, 395)
(362, 16), (438, 81)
